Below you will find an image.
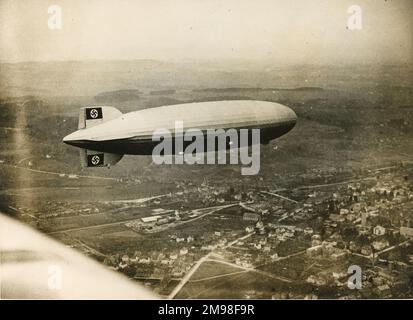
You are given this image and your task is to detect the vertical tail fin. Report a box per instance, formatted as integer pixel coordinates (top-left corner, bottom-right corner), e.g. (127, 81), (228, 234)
(79, 149), (123, 168)
(78, 106), (122, 129)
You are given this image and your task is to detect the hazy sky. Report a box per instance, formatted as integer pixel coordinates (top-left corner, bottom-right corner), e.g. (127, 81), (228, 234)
(0, 0), (412, 64)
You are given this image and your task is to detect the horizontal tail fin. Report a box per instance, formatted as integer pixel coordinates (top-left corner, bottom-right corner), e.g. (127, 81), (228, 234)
(78, 106), (122, 130)
(80, 149), (123, 168)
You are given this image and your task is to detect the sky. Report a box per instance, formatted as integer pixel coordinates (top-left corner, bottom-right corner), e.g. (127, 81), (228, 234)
(0, 0), (412, 64)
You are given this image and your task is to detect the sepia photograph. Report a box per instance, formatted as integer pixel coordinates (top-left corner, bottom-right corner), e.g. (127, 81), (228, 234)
(0, 0), (412, 304)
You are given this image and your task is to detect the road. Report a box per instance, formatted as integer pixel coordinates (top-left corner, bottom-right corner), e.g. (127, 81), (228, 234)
(0, 162), (118, 181)
(349, 239), (412, 260)
(292, 176), (377, 191)
(189, 270), (248, 283)
(260, 191), (298, 203)
(207, 258), (292, 283)
(168, 253), (212, 299)
(47, 218), (139, 235)
(168, 232), (255, 299)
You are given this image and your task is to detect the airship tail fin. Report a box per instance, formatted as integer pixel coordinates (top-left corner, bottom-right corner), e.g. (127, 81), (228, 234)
(80, 149), (124, 168)
(78, 106), (122, 130)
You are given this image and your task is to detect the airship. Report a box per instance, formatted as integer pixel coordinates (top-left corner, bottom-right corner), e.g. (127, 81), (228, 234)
(63, 100), (297, 167)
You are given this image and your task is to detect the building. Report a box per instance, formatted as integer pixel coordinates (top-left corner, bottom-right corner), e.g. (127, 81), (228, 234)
(331, 252), (347, 260)
(304, 227), (314, 235)
(306, 245), (323, 257)
(400, 227), (413, 238)
(156, 218), (169, 225)
(340, 208), (349, 215)
(329, 214), (345, 223)
(141, 215), (161, 223)
(243, 212), (260, 222)
(373, 225), (386, 236)
(361, 246), (373, 256)
(376, 284), (391, 296)
(372, 240), (389, 251)
(138, 258), (151, 264)
(361, 212), (368, 227)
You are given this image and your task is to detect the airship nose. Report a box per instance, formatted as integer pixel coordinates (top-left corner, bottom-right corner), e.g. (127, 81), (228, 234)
(289, 107), (298, 124)
(277, 104), (297, 134)
(270, 102), (297, 124)
(276, 104), (297, 125)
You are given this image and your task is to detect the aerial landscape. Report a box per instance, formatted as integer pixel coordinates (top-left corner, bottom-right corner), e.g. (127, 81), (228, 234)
(1, 60), (412, 298)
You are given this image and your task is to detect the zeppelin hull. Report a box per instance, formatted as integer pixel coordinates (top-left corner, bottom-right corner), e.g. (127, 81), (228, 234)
(63, 100), (297, 156)
(66, 121), (296, 155)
